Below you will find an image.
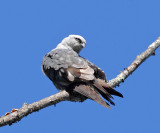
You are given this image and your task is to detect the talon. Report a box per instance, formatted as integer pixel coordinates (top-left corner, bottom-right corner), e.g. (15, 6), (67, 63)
(11, 109), (18, 113)
(5, 112), (10, 116)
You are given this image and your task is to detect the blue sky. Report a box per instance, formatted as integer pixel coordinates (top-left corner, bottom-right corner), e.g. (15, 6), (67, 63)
(0, 0), (160, 133)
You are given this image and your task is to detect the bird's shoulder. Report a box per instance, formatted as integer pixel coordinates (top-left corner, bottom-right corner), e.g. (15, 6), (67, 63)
(42, 49), (88, 71)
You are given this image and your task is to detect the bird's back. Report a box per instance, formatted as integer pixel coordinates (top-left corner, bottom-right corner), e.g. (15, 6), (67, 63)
(42, 48), (89, 89)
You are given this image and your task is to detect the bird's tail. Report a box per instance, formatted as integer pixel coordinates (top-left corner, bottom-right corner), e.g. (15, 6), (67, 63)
(74, 85), (111, 109)
(93, 78), (123, 106)
(73, 79), (123, 108)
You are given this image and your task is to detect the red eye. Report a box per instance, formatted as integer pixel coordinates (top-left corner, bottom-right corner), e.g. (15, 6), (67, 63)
(75, 38), (82, 43)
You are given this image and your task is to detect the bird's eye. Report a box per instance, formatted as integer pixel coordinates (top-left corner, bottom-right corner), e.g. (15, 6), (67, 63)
(75, 38), (82, 43)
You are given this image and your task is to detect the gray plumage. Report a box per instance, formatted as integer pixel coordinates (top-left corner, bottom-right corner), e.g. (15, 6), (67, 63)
(42, 35), (123, 108)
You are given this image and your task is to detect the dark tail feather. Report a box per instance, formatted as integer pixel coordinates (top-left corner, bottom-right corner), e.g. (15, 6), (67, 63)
(105, 88), (123, 98)
(93, 78), (123, 105)
(100, 92), (115, 105)
(74, 85), (111, 109)
(93, 84), (115, 105)
(96, 78), (123, 98)
(93, 80), (113, 99)
(93, 79), (115, 105)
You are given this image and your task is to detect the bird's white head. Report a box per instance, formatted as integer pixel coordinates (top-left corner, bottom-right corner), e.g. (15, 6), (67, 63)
(56, 35), (86, 53)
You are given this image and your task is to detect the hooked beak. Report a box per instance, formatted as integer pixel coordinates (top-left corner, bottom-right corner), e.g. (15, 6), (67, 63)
(81, 43), (86, 48)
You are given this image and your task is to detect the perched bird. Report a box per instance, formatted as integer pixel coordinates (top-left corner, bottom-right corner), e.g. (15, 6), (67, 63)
(42, 35), (123, 108)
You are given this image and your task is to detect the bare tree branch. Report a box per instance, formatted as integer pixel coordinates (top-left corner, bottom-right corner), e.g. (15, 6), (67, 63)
(0, 36), (160, 127)
(108, 36), (160, 87)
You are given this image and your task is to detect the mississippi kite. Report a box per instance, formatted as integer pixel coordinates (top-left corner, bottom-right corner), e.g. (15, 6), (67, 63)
(42, 35), (123, 108)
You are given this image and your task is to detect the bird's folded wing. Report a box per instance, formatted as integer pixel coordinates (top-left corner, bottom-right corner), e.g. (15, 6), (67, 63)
(66, 67), (95, 81)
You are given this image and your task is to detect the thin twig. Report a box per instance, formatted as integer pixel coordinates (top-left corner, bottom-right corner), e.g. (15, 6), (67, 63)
(0, 36), (160, 127)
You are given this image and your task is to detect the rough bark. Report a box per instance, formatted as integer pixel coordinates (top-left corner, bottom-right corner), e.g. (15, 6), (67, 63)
(0, 36), (160, 127)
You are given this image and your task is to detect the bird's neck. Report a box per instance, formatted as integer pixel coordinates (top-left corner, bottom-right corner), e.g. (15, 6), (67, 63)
(55, 43), (81, 54)
(56, 43), (71, 50)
